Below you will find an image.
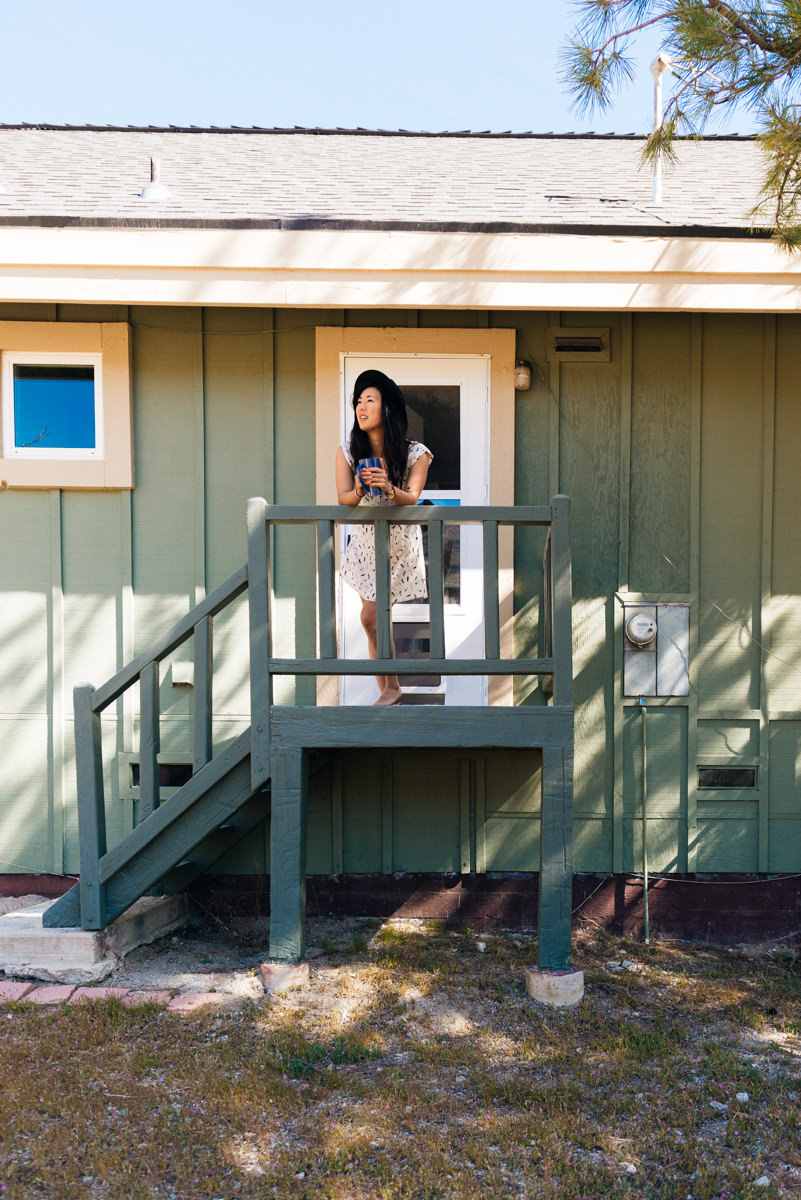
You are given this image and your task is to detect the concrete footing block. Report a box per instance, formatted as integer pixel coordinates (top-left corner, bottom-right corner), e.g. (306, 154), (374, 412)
(524, 966), (584, 1008)
(0, 894), (189, 985)
(260, 961), (310, 994)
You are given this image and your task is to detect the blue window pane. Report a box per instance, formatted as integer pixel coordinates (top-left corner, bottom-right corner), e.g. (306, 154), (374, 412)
(13, 365), (95, 450)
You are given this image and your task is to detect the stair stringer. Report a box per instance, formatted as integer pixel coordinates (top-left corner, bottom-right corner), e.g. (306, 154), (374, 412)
(44, 730), (266, 929)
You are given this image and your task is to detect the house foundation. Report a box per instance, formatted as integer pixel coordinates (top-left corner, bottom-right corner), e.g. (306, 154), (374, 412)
(0, 894), (189, 985)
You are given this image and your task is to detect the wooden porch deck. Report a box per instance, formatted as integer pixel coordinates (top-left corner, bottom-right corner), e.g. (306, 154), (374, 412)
(45, 496), (576, 973)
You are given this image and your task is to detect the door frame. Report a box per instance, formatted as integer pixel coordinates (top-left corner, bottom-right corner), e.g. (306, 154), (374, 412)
(315, 325), (517, 705)
(340, 352), (490, 707)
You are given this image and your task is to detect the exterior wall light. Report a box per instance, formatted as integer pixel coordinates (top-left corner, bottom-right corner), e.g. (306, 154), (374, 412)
(514, 360), (533, 391)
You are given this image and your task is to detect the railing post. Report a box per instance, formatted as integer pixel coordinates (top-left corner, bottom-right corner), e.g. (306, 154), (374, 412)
(316, 520), (337, 659)
(542, 529), (553, 658)
(139, 662), (160, 819)
(248, 497), (272, 789)
(74, 683), (108, 930)
(427, 518), (445, 660)
(549, 495), (574, 707)
(374, 517), (393, 661)
(482, 519), (500, 660)
(193, 616), (213, 772)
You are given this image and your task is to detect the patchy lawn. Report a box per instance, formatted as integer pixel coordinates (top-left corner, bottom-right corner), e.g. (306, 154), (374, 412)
(0, 918), (799, 1199)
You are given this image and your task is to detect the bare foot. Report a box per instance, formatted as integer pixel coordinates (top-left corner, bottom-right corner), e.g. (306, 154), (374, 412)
(373, 686), (403, 706)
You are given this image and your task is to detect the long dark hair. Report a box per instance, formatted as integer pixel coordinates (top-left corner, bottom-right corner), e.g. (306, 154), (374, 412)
(348, 369), (409, 488)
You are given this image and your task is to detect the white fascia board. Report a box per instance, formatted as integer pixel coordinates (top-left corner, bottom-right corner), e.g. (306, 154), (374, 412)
(0, 226), (798, 311)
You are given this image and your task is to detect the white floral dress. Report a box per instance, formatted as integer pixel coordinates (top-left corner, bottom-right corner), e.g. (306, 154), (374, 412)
(340, 441), (433, 602)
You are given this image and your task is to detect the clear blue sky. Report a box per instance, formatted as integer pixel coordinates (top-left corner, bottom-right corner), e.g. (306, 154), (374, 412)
(0, 0), (756, 133)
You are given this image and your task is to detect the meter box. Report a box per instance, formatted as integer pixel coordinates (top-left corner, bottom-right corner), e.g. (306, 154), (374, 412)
(623, 603), (689, 697)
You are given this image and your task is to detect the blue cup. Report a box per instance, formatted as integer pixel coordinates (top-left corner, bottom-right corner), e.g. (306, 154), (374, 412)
(357, 456), (384, 497)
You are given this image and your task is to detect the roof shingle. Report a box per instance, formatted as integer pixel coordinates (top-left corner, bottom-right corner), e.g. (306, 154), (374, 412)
(0, 126), (768, 233)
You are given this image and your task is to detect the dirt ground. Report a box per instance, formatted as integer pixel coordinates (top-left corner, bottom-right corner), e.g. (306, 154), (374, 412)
(0, 908), (799, 1200)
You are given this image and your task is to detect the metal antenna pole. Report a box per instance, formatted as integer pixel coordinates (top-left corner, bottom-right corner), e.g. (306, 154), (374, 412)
(650, 53), (672, 206)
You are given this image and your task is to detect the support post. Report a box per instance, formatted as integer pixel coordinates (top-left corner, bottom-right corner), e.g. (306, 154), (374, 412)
(247, 497), (272, 789)
(538, 746), (573, 972)
(268, 746), (309, 962)
(74, 684), (108, 930)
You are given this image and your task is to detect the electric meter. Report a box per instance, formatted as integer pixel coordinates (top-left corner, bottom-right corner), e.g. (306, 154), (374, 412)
(625, 611), (657, 648)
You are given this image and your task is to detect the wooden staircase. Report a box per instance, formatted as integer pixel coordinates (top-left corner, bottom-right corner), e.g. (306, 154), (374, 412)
(44, 561), (263, 931)
(44, 496), (576, 974)
(44, 733), (265, 928)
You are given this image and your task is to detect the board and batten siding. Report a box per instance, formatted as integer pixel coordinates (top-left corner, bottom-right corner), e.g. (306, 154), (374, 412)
(0, 306), (798, 878)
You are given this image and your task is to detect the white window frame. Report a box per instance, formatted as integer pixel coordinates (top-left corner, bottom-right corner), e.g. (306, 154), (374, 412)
(3, 350), (104, 461)
(0, 322), (132, 490)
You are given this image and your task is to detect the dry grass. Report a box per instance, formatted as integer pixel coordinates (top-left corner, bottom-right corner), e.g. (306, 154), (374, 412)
(1, 920), (800, 1199)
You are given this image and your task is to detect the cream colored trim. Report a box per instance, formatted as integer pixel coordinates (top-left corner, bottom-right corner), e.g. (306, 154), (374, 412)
(0, 226), (797, 273)
(315, 326), (515, 705)
(0, 321), (132, 489)
(0, 226), (799, 312)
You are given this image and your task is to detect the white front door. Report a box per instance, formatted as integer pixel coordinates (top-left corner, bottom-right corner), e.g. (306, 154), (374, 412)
(339, 354), (490, 706)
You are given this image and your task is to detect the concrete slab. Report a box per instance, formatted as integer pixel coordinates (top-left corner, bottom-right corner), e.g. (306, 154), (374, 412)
(0, 894), (189, 985)
(524, 966), (585, 1008)
(260, 961), (310, 993)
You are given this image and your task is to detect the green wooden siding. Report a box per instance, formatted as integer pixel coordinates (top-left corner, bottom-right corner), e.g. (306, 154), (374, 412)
(0, 305), (799, 878)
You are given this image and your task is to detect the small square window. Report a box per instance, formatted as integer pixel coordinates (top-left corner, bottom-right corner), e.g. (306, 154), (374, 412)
(3, 352), (103, 460)
(0, 322), (131, 489)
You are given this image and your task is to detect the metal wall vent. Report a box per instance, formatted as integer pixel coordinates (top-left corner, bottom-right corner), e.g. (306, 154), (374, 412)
(548, 327), (611, 363)
(698, 766), (757, 790)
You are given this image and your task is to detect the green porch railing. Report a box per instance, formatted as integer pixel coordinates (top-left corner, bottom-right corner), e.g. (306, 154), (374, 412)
(247, 498), (574, 787)
(57, 496), (574, 967)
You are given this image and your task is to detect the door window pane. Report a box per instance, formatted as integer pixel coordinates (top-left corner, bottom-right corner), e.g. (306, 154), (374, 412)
(13, 364), (96, 450)
(404, 385), (460, 489)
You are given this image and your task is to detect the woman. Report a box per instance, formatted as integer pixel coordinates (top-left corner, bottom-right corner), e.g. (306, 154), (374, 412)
(336, 369), (433, 706)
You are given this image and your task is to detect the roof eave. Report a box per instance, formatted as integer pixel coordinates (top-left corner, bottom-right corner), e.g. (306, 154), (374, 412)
(0, 223), (795, 313)
(0, 214), (773, 240)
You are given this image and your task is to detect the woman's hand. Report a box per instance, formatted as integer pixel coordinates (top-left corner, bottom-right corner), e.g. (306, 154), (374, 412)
(335, 445), (366, 506)
(359, 460), (392, 495)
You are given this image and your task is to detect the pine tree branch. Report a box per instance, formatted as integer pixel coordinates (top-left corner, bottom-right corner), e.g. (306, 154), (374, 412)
(587, 13), (672, 63)
(704, 0), (784, 54)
